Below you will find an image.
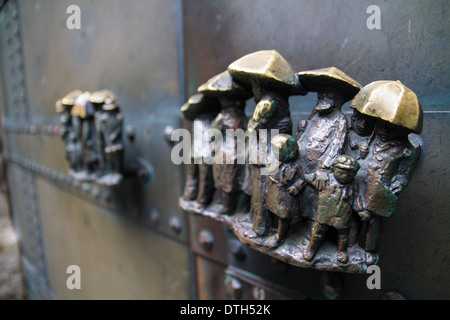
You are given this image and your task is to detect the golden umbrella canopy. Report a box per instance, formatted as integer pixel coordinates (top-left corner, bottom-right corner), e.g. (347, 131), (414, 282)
(350, 80), (423, 134)
(297, 67), (361, 101)
(180, 93), (221, 122)
(71, 91), (91, 118)
(227, 50), (305, 95)
(61, 89), (83, 106)
(90, 89), (116, 105)
(198, 70), (251, 100)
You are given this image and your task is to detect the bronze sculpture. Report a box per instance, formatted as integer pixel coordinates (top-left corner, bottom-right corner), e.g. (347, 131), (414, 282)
(228, 50), (306, 237)
(56, 89), (125, 186)
(351, 80), (423, 265)
(91, 90), (124, 186)
(266, 134), (305, 249)
(303, 154), (360, 263)
(55, 90), (82, 172)
(296, 67), (361, 221)
(175, 52), (424, 274)
(68, 91), (91, 180)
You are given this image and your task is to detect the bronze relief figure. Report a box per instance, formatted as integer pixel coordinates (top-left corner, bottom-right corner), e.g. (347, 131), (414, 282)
(266, 134), (305, 249)
(55, 89), (83, 172)
(56, 89), (125, 186)
(91, 90), (124, 186)
(228, 50), (306, 237)
(198, 70), (252, 215)
(351, 80), (423, 265)
(180, 93), (221, 208)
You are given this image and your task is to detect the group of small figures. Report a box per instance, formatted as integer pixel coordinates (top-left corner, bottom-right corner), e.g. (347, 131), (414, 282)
(55, 90), (124, 186)
(179, 50), (423, 268)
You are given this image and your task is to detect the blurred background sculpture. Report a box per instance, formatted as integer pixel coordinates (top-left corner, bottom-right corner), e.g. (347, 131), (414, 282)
(55, 89), (82, 172)
(91, 90), (124, 186)
(55, 89), (124, 186)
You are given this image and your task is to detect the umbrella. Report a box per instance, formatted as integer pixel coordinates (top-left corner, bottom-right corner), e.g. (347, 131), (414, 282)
(180, 93), (221, 122)
(227, 50), (305, 95)
(297, 67), (361, 101)
(198, 70), (251, 100)
(350, 80), (423, 134)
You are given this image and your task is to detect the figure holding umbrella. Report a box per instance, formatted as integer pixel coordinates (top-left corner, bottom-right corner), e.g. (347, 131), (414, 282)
(350, 80), (423, 265)
(228, 50), (306, 236)
(296, 67), (361, 221)
(198, 70), (252, 215)
(180, 93), (221, 207)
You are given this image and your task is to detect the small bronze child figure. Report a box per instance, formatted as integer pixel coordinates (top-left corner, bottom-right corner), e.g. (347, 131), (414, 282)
(266, 134), (305, 249)
(303, 155), (360, 263)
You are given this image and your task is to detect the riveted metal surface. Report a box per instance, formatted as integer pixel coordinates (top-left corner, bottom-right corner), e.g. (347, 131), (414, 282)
(0, 0), (191, 299)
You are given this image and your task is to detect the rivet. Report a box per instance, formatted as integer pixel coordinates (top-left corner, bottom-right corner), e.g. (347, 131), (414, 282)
(125, 124), (135, 142)
(225, 276), (243, 300)
(169, 216), (182, 235)
(198, 229), (214, 252)
(229, 239), (246, 261)
(149, 209), (160, 226)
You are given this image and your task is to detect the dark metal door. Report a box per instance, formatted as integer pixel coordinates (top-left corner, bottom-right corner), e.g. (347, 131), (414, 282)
(0, 0), (448, 299)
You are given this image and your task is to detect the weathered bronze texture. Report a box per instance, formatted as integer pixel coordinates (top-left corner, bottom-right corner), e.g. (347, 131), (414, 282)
(179, 51), (424, 274)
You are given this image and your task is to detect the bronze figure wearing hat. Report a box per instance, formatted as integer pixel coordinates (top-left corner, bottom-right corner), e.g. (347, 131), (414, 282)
(92, 90), (124, 186)
(180, 93), (221, 207)
(198, 71), (252, 215)
(228, 50), (306, 237)
(266, 134), (305, 249)
(296, 67), (361, 222)
(351, 80), (423, 265)
(56, 90), (83, 171)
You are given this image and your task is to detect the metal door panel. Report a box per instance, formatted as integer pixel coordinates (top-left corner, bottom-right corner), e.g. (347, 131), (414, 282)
(35, 177), (191, 299)
(18, 0), (185, 119)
